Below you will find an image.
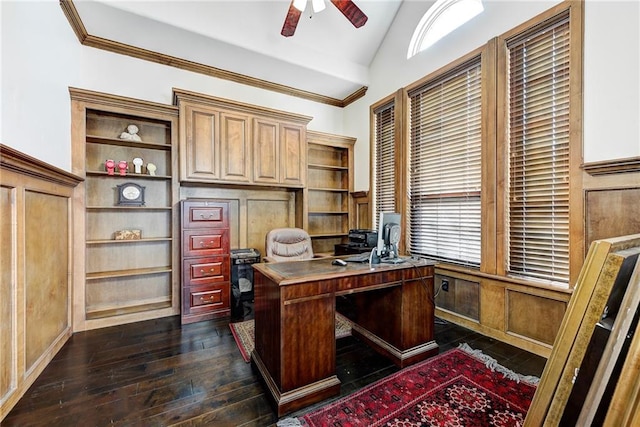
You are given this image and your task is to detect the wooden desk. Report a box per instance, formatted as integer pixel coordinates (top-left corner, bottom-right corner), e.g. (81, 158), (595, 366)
(252, 257), (438, 416)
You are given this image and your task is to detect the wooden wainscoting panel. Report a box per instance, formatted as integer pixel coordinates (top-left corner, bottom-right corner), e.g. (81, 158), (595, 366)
(434, 274), (479, 321)
(0, 144), (80, 421)
(434, 274), (455, 312)
(586, 187), (640, 249)
(246, 196), (296, 256)
(455, 278), (479, 321)
(507, 291), (566, 345)
(24, 191), (70, 370)
(352, 191), (370, 230)
(0, 186), (14, 402)
(479, 281), (505, 330)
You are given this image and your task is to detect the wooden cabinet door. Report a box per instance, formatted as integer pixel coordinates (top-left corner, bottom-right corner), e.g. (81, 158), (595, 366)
(183, 104), (220, 181)
(253, 118), (279, 184)
(220, 112), (251, 183)
(280, 123), (306, 186)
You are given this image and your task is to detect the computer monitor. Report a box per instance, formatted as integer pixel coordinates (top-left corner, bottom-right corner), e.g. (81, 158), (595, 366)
(376, 212), (401, 261)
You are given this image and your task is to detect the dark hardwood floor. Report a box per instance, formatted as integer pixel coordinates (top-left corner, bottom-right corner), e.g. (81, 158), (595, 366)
(4, 301), (547, 426)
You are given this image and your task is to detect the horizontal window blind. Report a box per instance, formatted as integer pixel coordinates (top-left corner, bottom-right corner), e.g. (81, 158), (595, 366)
(408, 59), (482, 265)
(374, 101), (396, 226)
(507, 13), (570, 283)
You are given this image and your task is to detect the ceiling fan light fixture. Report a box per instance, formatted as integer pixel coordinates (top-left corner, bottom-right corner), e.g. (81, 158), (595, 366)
(312, 0), (326, 13)
(293, 0), (307, 12)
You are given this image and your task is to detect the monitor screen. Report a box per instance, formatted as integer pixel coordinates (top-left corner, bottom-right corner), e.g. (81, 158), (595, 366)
(376, 212), (401, 259)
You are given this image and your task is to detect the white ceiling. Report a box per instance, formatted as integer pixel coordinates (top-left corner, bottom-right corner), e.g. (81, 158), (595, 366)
(72, 0), (405, 101)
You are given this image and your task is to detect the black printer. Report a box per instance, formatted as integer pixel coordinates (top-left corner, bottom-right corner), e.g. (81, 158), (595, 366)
(348, 229), (378, 248)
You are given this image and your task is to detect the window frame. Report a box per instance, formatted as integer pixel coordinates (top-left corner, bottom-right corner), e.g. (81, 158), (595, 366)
(495, 2), (584, 287)
(406, 52), (485, 267)
(370, 1), (583, 289)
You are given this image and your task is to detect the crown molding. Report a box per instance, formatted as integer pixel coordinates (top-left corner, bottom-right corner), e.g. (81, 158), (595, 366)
(59, 0), (367, 108)
(582, 157), (640, 176)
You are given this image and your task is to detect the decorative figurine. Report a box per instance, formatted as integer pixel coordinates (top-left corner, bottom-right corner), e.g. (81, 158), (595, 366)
(114, 229), (142, 240)
(119, 124), (142, 141)
(105, 159), (115, 175)
(117, 160), (128, 176)
(146, 162), (157, 176)
(132, 157), (144, 174)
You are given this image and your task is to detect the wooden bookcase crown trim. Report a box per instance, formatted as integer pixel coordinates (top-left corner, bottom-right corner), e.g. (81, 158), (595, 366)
(172, 88), (312, 125)
(70, 87), (178, 117)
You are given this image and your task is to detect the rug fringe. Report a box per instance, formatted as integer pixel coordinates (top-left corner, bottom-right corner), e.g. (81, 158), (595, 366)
(457, 343), (540, 385)
(277, 417), (303, 426)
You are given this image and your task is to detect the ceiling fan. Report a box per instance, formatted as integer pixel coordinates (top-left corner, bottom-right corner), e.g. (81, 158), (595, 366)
(281, 0), (368, 37)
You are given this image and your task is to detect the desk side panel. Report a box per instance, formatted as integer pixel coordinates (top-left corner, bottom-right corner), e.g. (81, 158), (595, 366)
(254, 269), (282, 388)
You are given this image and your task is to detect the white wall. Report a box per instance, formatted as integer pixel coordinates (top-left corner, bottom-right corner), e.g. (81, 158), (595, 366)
(2, 1), (639, 181)
(1, 0), (345, 172)
(583, 0), (640, 162)
(345, 0), (640, 191)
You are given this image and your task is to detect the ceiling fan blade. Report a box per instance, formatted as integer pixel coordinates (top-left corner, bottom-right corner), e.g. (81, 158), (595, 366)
(330, 0), (368, 28)
(281, 1), (303, 37)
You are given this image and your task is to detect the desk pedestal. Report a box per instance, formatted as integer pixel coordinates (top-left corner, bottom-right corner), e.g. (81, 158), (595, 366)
(252, 259), (438, 417)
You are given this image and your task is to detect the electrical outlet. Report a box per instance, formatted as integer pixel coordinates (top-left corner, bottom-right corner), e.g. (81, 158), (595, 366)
(441, 279), (449, 292)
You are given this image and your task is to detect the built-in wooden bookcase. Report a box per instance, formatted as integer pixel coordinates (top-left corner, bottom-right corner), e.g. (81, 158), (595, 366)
(70, 88), (179, 331)
(305, 131), (355, 254)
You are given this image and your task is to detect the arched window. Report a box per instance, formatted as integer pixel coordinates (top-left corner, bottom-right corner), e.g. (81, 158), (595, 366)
(407, 0), (484, 59)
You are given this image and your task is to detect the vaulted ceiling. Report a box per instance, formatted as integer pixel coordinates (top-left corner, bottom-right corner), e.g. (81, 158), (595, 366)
(66, 0), (405, 106)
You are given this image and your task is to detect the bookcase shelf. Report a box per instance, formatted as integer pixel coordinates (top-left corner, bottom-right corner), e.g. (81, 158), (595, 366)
(71, 88), (180, 331)
(305, 131), (355, 254)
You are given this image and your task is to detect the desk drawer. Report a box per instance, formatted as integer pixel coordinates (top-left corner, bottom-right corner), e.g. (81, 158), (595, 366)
(183, 256), (229, 285)
(183, 282), (230, 313)
(183, 229), (229, 257)
(182, 201), (229, 228)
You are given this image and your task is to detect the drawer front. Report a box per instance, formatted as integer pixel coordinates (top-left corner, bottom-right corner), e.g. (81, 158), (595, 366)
(183, 283), (230, 314)
(182, 200), (229, 228)
(183, 256), (229, 285)
(183, 229), (230, 257)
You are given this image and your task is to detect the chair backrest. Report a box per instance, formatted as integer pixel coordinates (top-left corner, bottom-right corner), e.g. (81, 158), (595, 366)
(264, 228), (314, 262)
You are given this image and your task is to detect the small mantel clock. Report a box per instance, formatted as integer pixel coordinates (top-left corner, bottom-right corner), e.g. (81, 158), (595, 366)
(116, 182), (145, 206)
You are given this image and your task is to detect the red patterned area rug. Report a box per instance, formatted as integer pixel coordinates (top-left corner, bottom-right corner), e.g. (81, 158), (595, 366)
(279, 343), (539, 427)
(229, 313), (352, 363)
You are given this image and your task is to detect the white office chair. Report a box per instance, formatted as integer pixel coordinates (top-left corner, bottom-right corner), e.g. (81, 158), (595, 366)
(264, 228), (315, 262)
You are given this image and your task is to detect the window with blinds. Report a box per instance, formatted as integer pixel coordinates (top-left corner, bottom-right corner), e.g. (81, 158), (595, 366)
(374, 101), (397, 227)
(507, 13), (570, 283)
(408, 59), (482, 266)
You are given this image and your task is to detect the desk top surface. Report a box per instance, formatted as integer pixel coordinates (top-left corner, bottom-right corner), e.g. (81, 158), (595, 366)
(254, 256), (435, 284)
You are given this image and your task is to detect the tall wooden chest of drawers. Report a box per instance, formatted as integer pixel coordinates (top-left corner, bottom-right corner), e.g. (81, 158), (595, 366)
(180, 199), (230, 324)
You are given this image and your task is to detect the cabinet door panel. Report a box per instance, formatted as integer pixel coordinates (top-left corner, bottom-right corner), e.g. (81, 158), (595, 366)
(185, 106), (220, 180)
(253, 118), (279, 184)
(220, 112), (251, 182)
(280, 124), (305, 186)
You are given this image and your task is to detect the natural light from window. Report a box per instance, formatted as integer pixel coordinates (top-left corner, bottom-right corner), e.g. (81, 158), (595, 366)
(407, 0), (484, 59)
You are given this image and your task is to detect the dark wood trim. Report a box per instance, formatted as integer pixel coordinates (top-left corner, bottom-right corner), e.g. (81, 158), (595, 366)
(582, 157), (640, 176)
(69, 87), (179, 116)
(173, 88), (312, 125)
(0, 144), (82, 187)
(59, 0), (367, 108)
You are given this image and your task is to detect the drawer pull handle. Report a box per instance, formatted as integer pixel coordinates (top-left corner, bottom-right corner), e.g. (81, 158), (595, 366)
(200, 296), (215, 302)
(199, 269), (216, 273)
(198, 240), (215, 247)
(199, 213), (214, 219)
